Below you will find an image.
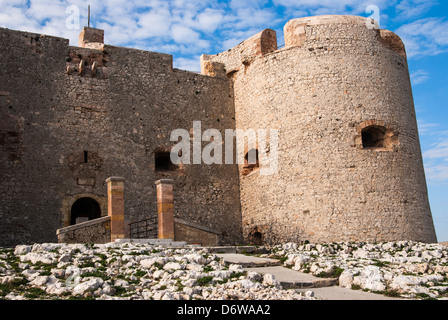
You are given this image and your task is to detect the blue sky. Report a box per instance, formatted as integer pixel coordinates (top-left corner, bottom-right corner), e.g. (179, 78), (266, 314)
(1, 0), (447, 241)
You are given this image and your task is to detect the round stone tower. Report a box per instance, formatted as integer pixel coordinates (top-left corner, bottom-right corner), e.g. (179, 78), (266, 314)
(201, 15), (437, 244)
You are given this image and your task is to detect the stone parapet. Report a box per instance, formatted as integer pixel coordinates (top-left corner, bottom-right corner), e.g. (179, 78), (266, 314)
(174, 218), (219, 246)
(56, 216), (111, 243)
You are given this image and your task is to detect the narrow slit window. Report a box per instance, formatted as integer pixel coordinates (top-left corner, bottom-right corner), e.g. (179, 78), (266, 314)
(84, 151), (88, 163)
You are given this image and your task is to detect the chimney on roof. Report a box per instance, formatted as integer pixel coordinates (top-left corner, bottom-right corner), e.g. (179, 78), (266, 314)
(79, 27), (104, 50)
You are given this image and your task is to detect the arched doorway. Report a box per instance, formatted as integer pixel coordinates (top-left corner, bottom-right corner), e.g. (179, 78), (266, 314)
(70, 197), (101, 225)
(249, 226), (263, 245)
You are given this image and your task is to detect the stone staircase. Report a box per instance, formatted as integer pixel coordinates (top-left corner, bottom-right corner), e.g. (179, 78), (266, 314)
(115, 240), (337, 289)
(216, 252), (401, 300)
(216, 253), (338, 289)
(113, 240), (400, 299)
(114, 238), (188, 247)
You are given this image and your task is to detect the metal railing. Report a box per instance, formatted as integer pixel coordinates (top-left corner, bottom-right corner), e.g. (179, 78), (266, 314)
(129, 217), (158, 239)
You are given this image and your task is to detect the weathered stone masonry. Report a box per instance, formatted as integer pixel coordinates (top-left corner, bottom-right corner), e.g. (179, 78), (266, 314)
(202, 15), (437, 244)
(0, 25), (242, 246)
(0, 14), (437, 246)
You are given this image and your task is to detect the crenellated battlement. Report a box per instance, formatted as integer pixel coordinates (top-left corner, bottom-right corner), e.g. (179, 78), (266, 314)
(283, 15), (378, 47)
(202, 15), (407, 79)
(201, 29), (277, 78)
(0, 27), (175, 81)
(284, 15), (406, 57)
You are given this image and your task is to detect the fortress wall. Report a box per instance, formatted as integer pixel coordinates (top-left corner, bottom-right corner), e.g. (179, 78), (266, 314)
(0, 29), (70, 245)
(0, 15), (438, 247)
(0, 28), (242, 246)
(104, 46), (242, 245)
(205, 16), (436, 244)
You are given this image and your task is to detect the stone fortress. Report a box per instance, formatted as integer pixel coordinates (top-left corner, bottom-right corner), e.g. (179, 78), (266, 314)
(0, 15), (437, 247)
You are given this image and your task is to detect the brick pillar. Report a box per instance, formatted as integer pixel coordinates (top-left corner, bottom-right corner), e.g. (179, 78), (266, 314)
(155, 179), (175, 239)
(106, 177), (125, 242)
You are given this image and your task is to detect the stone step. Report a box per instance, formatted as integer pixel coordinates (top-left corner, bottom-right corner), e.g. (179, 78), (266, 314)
(204, 246), (260, 254)
(295, 286), (403, 300)
(216, 253), (283, 268)
(216, 253), (338, 289)
(246, 266), (339, 289)
(114, 239), (188, 247)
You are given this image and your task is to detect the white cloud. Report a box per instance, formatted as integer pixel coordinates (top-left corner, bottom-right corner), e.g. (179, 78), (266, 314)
(410, 70), (430, 85)
(171, 24), (198, 43)
(424, 140), (448, 161)
(137, 8), (172, 38)
(424, 163), (448, 182)
(395, 0), (437, 19)
(195, 8), (224, 33)
(233, 7), (280, 29)
(219, 28), (261, 50)
(417, 119), (439, 134)
(174, 56), (201, 72)
(229, 0), (269, 10)
(221, 37), (243, 50)
(26, 0), (67, 20)
(423, 133), (448, 183)
(396, 17), (448, 58)
(273, 0), (357, 9)
(272, 0), (389, 13)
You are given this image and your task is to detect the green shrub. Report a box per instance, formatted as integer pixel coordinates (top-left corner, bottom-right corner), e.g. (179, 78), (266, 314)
(113, 286), (127, 296)
(134, 269), (147, 277)
(316, 267), (344, 278)
(80, 271), (110, 281)
(230, 271), (247, 279)
(197, 276), (213, 286)
(24, 287), (47, 299)
(203, 266), (213, 273)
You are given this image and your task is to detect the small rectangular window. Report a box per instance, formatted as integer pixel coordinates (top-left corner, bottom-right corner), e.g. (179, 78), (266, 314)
(155, 152), (177, 172)
(242, 149), (259, 176)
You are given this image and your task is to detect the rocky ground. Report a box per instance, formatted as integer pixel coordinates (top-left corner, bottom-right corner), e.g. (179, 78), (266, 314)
(1, 241), (447, 300)
(0, 242), (311, 300)
(263, 241), (448, 300)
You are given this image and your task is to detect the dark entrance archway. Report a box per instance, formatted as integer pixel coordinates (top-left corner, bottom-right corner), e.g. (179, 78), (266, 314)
(70, 197), (101, 225)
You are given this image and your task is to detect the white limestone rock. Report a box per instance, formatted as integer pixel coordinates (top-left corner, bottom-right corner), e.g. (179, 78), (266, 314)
(262, 273), (281, 289)
(229, 264), (244, 272)
(20, 252), (57, 264)
(73, 277), (104, 295)
(14, 245), (31, 255)
(163, 262), (184, 271)
(339, 269), (357, 288)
